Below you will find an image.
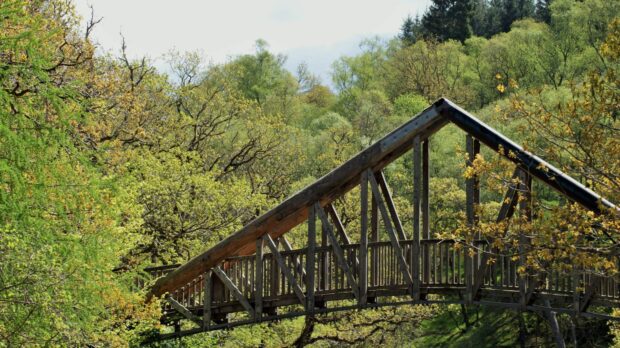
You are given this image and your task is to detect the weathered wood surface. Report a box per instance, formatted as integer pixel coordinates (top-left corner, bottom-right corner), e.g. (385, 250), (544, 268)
(154, 238), (620, 343)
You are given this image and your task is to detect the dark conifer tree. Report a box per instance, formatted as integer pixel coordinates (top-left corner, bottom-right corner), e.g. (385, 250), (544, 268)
(421, 0), (473, 42)
(535, 0), (552, 24)
(399, 15), (422, 46)
(471, 0), (490, 37)
(500, 0), (535, 32)
(484, 0), (505, 37)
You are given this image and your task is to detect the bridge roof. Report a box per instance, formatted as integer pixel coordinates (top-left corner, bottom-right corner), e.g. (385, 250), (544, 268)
(149, 98), (617, 298)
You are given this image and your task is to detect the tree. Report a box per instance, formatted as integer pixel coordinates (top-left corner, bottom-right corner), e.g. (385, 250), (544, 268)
(500, 0), (535, 32)
(227, 39), (297, 109)
(535, 0), (552, 23)
(470, 0), (491, 36)
(399, 15), (422, 46)
(421, 0), (474, 42)
(0, 1), (159, 345)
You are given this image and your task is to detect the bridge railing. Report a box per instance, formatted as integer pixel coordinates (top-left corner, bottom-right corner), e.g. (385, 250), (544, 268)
(155, 239), (619, 316)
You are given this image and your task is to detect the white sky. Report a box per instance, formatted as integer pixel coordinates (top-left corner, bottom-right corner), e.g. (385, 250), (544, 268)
(74, 0), (430, 84)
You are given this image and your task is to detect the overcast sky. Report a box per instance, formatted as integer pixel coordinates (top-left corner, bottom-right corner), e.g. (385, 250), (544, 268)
(74, 0), (430, 84)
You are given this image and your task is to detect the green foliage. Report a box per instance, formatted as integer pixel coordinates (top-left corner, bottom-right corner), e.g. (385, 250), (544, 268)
(0, 1), (159, 345)
(2, 0), (619, 345)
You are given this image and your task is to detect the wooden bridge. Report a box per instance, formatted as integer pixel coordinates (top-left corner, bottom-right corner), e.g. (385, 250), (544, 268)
(144, 98), (619, 341)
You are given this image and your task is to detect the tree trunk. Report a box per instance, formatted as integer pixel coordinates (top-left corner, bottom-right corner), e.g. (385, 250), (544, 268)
(294, 315), (316, 348)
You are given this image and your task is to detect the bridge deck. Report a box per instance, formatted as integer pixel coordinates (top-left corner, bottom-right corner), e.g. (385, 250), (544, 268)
(148, 238), (620, 340)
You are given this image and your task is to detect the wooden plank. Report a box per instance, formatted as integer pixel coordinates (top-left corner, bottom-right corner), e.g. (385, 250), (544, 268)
(467, 135), (480, 230)
(580, 283), (596, 313)
(377, 172), (407, 240)
(368, 170), (414, 286)
(544, 299), (567, 348)
(573, 268), (581, 316)
(307, 204), (316, 312)
(167, 295), (202, 326)
(255, 239), (263, 320)
(360, 170), (369, 305)
(263, 234), (306, 305)
(213, 266), (255, 317)
(203, 271), (212, 329)
(316, 203), (360, 300)
(441, 98), (615, 214)
(412, 136), (422, 299)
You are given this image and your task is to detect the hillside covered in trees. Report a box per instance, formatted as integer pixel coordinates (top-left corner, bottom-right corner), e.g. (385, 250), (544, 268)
(1, 0), (619, 346)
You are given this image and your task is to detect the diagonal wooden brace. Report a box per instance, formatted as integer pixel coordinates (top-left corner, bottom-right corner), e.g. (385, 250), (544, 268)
(213, 266), (256, 317)
(472, 168), (522, 300)
(166, 295), (202, 326)
(316, 202), (361, 300)
(367, 170), (414, 286)
(264, 234), (306, 305)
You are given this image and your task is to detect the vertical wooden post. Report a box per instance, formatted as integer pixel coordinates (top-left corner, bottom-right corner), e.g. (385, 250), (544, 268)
(422, 139), (430, 286)
(203, 270), (212, 329)
(422, 140), (430, 239)
(320, 220), (328, 291)
(412, 136), (422, 300)
(518, 170), (532, 310)
(255, 238), (263, 321)
(370, 196), (378, 288)
(307, 204), (316, 312)
(360, 171), (369, 305)
(466, 136), (481, 228)
(572, 266), (580, 317)
(465, 135), (480, 304)
(271, 238), (280, 297)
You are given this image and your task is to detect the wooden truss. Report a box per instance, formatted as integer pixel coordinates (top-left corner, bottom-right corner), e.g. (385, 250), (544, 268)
(146, 98), (618, 342)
